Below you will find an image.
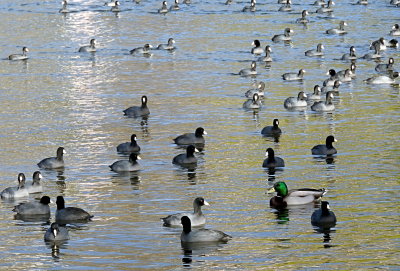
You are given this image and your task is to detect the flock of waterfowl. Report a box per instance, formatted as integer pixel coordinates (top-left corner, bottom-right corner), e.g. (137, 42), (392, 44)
(1, 0), (399, 257)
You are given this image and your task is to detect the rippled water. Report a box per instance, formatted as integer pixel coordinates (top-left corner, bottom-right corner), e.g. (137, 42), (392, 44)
(0, 0), (399, 270)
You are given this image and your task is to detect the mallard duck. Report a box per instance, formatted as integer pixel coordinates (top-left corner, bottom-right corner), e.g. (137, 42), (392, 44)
(268, 181), (327, 208)
(311, 201), (337, 228)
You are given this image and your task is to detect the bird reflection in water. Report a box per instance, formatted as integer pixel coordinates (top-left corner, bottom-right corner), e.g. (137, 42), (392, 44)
(45, 240), (69, 260)
(181, 241), (227, 268)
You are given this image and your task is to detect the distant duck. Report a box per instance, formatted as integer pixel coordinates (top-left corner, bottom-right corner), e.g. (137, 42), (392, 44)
(172, 145), (199, 167)
(323, 69), (337, 87)
(110, 1), (120, 12)
(105, 0), (117, 6)
(180, 216), (232, 243)
(370, 37), (387, 51)
(158, 1), (168, 13)
(257, 46), (272, 62)
(44, 223), (70, 242)
(305, 43), (324, 57)
(311, 91), (335, 112)
(8, 47), (29, 61)
(278, 0), (292, 12)
(326, 21), (347, 35)
(283, 91), (307, 109)
(313, 0), (325, 6)
(311, 201), (337, 228)
(356, 0), (368, 5)
(170, 0), (180, 10)
(375, 58), (394, 73)
(225, 0), (233, 4)
(59, 0), (69, 13)
(239, 61), (257, 77)
(242, 0), (256, 12)
(282, 69), (305, 81)
(25, 171), (43, 194)
(110, 153), (142, 172)
(361, 42), (381, 60)
(336, 69), (352, 82)
(123, 95), (150, 117)
(161, 197), (209, 227)
(130, 44), (153, 55)
(296, 10), (310, 24)
(261, 119), (282, 137)
(389, 24), (400, 36)
(78, 39), (96, 53)
(322, 80), (340, 94)
(316, 0), (335, 13)
(341, 46), (357, 60)
(251, 40), (264, 55)
(272, 28), (294, 42)
(1, 173), (29, 199)
(37, 147), (66, 169)
(245, 81), (265, 98)
(116, 134), (141, 153)
(307, 85), (322, 100)
(341, 63), (356, 78)
(311, 135), (337, 155)
(262, 148), (285, 168)
(157, 38), (176, 50)
(268, 181), (327, 208)
(384, 39), (398, 48)
(364, 72), (399, 84)
(173, 127), (207, 146)
(13, 196), (51, 215)
(243, 93), (262, 109)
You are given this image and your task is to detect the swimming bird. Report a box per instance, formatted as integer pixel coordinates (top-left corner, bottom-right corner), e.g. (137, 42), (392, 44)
(13, 196), (51, 215)
(284, 91), (307, 109)
(389, 24), (400, 36)
(282, 69), (305, 81)
(313, 0), (325, 5)
(384, 39), (398, 48)
(37, 147), (65, 169)
(311, 135), (337, 155)
(170, 0), (180, 10)
(130, 44), (153, 56)
(44, 223), (70, 241)
(341, 46), (357, 61)
(242, 0), (256, 12)
(296, 10), (310, 24)
(370, 37), (387, 51)
(262, 148), (285, 168)
(123, 95), (150, 117)
(364, 72), (399, 84)
(311, 201), (337, 228)
(157, 38), (176, 50)
(306, 85), (322, 100)
(1, 173), (29, 199)
(105, 0), (117, 6)
(239, 61), (257, 77)
(78, 39), (96, 53)
(305, 43), (324, 57)
(55, 196), (93, 223)
(109, 153), (142, 172)
(251, 40), (264, 55)
(180, 216), (232, 243)
(173, 127), (207, 146)
(375, 58), (394, 73)
(261, 119), (282, 136)
(268, 181), (327, 208)
(59, 0), (69, 13)
(243, 93), (262, 109)
(257, 46), (272, 62)
(162, 197), (209, 227)
(361, 42), (381, 60)
(311, 91), (335, 112)
(356, 0), (368, 5)
(278, 0), (292, 12)
(25, 171), (43, 194)
(8, 47), (29, 61)
(245, 81), (265, 98)
(116, 134), (141, 153)
(110, 1), (120, 12)
(158, 1), (168, 13)
(272, 28), (293, 42)
(316, 0), (335, 13)
(335, 69), (352, 82)
(172, 145), (198, 166)
(326, 21), (347, 35)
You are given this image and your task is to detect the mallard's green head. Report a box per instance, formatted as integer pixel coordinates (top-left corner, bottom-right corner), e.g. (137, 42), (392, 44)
(273, 182), (288, 197)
